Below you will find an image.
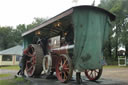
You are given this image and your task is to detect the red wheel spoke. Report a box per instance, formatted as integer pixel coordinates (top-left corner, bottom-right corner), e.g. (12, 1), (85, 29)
(28, 54), (34, 57)
(92, 71), (95, 78)
(90, 71), (93, 76)
(27, 66), (33, 72)
(58, 60), (63, 68)
(94, 71), (97, 77)
(63, 67), (69, 70)
(64, 72), (68, 79)
(63, 62), (69, 71)
(27, 60), (31, 63)
(63, 57), (67, 63)
(59, 71), (62, 74)
(60, 60), (63, 66)
(91, 71), (93, 78)
(58, 61), (61, 66)
(94, 70), (99, 73)
(63, 67), (69, 71)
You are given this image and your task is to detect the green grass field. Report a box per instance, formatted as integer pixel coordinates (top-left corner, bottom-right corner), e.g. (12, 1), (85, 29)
(0, 65), (20, 70)
(0, 73), (12, 78)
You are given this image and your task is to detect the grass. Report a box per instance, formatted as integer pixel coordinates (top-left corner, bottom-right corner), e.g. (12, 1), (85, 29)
(0, 66), (30, 85)
(0, 77), (30, 85)
(0, 73), (12, 78)
(0, 65), (20, 70)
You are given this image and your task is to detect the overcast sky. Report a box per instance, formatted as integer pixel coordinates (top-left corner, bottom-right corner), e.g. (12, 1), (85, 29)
(0, 0), (100, 28)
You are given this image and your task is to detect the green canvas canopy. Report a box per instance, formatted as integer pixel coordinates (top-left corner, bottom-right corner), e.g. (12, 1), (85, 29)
(72, 7), (113, 70)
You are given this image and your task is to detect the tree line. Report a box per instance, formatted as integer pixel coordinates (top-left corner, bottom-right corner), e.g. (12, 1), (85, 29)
(0, 17), (47, 51)
(99, 0), (128, 62)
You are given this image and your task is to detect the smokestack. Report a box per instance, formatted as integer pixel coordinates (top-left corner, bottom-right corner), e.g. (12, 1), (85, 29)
(92, 0), (95, 6)
(72, 0), (79, 5)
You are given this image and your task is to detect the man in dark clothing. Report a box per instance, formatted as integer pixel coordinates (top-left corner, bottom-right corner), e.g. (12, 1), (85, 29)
(17, 56), (22, 75)
(20, 55), (28, 76)
(17, 47), (31, 77)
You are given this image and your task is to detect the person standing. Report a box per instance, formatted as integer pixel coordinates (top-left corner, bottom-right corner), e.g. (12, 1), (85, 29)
(19, 47), (31, 77)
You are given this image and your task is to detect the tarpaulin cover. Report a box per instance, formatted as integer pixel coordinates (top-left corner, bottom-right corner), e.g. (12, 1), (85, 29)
(72, 8), (111, 71)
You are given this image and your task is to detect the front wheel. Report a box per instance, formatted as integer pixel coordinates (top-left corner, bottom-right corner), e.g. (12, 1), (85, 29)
(56, 54), (73, 83)
(85, 68), (103, 81)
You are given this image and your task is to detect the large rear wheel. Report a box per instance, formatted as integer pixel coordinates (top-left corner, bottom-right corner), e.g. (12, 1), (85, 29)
(85, 68), (103, 81)
(26, 44), (44, 77)
(56, 54), (73, 83)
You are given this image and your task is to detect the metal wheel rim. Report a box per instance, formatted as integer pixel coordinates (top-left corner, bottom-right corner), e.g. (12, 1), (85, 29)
(56, 54), (73, 83)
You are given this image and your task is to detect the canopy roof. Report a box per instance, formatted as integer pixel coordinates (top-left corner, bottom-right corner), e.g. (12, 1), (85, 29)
(22, 5), (115, 37)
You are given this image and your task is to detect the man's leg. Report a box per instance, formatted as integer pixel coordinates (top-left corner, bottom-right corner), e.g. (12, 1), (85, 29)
(21, 56), (26, 76)
(17, 69), (21, 75)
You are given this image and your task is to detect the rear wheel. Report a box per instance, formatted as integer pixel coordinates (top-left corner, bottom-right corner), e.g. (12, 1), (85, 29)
(26, 44), (44, 77)
(85, 68), (103, 81)
(56, 54), (73, 83)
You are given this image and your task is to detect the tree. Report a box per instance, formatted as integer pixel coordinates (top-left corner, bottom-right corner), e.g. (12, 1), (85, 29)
(99, 0), (128, 59)
(27, 17), (48, 30)
(15, 17), (48, 45)
(14, 24), (27, 45)
(0, 17), (48, 51)
(0, 26), (15, 50)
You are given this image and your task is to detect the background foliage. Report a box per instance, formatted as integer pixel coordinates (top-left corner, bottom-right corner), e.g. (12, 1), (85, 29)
(99, 0), (128, 64)
(0, 17), (47, 50)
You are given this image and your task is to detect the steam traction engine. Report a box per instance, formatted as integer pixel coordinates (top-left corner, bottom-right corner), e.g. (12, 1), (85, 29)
(22, 6), (115, 83)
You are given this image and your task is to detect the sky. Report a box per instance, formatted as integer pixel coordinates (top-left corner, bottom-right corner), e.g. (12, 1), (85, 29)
(0, 0), (100, 28)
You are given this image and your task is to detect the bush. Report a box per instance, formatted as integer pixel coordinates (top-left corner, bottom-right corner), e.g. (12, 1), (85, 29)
(105, 57), (118, 65)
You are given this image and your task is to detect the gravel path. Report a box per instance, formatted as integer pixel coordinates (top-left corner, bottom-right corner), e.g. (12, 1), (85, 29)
(0, 69), (18, 74)
(102, 67), (128, 83)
